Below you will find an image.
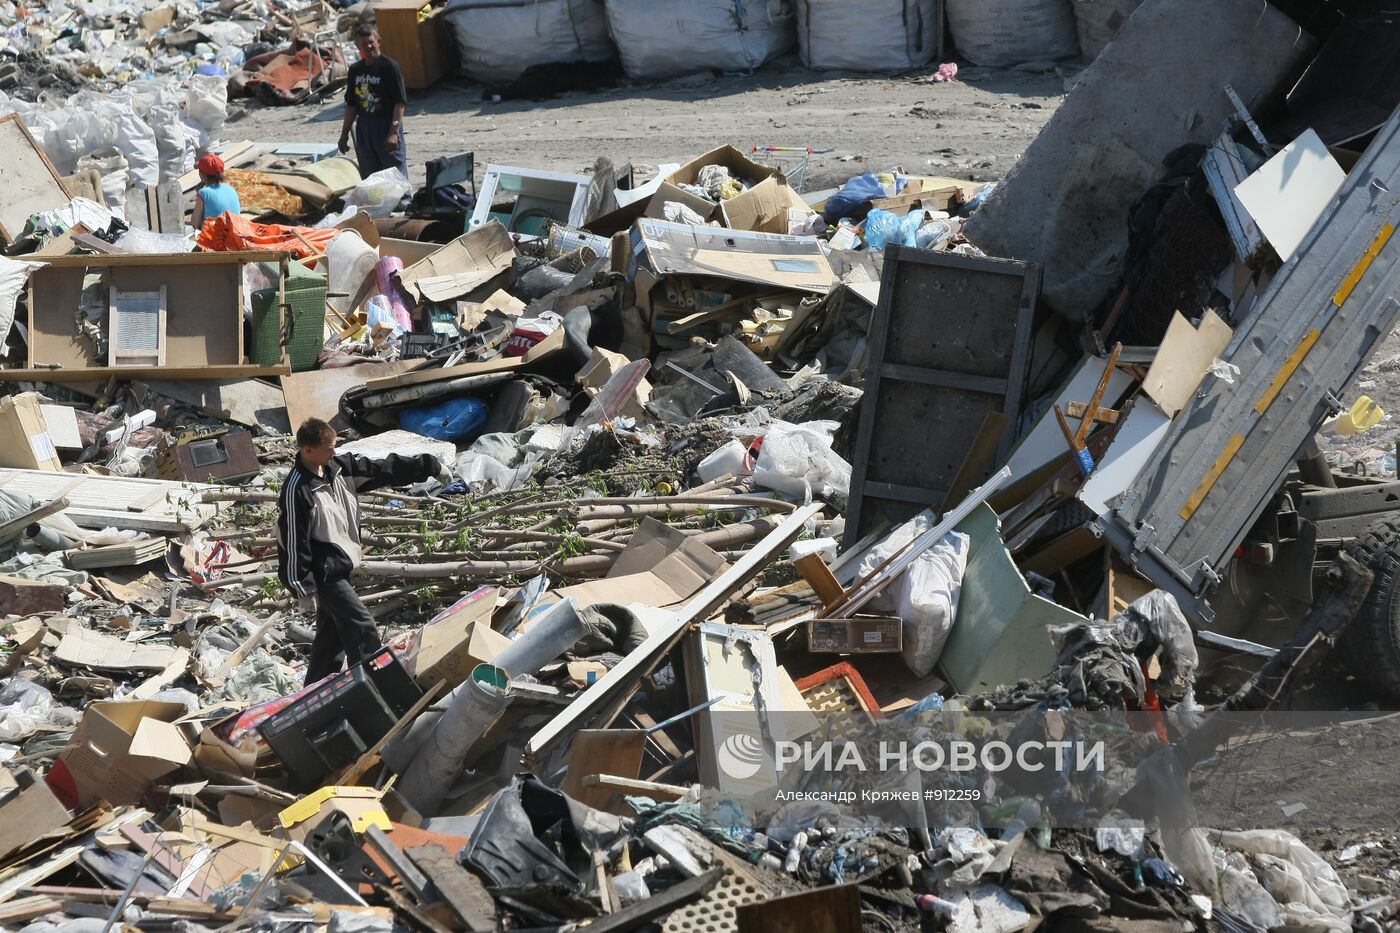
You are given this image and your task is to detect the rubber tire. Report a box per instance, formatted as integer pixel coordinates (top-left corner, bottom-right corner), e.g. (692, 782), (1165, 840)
(1341, 514), (1400, 698)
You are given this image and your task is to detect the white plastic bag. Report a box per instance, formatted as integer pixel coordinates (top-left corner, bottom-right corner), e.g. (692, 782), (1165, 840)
(0, 257), (46, 355)
(1216, 830), (1351, 930)
(857, 510), (969, 676)
(184, 74), (228, 140)
(344, 167), (412, 217)
(751, 420), (851, 502)
(111, 106), (159, 188)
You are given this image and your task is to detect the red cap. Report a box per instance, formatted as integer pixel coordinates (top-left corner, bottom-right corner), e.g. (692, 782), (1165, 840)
(196, 153), (225, 175)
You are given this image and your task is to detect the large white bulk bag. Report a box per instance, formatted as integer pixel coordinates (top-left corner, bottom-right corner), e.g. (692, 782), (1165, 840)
(604, 0), (795, 80)
(444, 0), (614, 86)
(795, 0), (941, 72)
(1071, 0), (1144, 58)
(946, 0), (1079, 67)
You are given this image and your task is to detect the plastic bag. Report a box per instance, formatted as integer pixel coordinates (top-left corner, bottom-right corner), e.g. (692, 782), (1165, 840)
(1111, 590), (1198, 691)
(1216, 830), (1350, 924)
(863, 208), (903, 250)
(0, 258), (46, 354)
(344, 167), (412, 217)
(114, 228), (195, 254)
(0, 678), (81, 742)
(823, 173), (887, 222)
(857, 510), (969, 676)
(185, 73), (229, 138)
(400, 396), (490, 443)
(751, 420), (851, 503)
(111, 107), (159, 188)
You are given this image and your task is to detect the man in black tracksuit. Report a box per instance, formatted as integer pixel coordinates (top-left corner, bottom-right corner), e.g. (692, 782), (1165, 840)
(277, 418), (451, 685)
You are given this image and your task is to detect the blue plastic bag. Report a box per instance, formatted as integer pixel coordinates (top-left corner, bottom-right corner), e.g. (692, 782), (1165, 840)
(399, 396), (489, 443)
(863, 208), (903, 250)
(823, 173), (886, 223)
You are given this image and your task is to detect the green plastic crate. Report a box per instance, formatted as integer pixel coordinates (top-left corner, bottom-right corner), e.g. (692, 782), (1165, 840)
(251, 262), (328, 373)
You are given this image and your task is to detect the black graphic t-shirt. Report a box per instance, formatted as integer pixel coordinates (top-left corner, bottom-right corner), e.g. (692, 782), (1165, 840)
(346, 56), (406, 118)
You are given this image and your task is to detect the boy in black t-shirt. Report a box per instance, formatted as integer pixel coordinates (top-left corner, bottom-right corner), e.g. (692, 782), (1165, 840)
(338, 24), (409, 179)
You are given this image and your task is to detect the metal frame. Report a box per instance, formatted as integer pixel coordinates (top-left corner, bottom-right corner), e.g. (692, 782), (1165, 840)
(845, 245), (1039, 544)
(1100, 102), (1400, 624)
(468, 163), (592, 236)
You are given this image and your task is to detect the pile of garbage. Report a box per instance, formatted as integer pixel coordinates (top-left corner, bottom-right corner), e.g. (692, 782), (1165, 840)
(0, 0), (1394, 930)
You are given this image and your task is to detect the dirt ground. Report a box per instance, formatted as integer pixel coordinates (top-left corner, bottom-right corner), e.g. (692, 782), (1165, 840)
(229, 55), (1067, 192)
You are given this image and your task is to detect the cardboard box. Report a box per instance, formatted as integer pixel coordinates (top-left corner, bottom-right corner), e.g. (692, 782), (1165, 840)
(720, 176), (812, 234)
(807, 616), (904, 654)
(644, 182), (719, 225)
(0, 392), (60, 470)
(46, 699), (192, 808)
(396, 586), (508, 690)
(665, 145), (811, 234)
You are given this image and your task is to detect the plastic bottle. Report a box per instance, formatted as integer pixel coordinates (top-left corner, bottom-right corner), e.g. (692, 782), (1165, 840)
(916, 894), (956, 918)
(783, 831), (808, 873)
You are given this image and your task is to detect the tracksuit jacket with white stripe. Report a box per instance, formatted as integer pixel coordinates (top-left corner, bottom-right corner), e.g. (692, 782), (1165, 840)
(276, 452), (441, 597)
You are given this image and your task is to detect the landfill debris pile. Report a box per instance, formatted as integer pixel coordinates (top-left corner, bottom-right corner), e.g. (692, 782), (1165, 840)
(0, 0), (1397, 930)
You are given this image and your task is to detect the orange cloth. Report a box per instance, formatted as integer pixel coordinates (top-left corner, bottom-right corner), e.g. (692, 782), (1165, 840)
(196, 210), (338, 258)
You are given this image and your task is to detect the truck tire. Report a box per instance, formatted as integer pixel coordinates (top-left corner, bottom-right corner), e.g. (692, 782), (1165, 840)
(1341, 515), (1400, 697)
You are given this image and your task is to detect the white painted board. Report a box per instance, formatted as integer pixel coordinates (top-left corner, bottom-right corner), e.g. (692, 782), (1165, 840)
(1078, 399), (1172, 516)
(1235, 128), (1346, 262)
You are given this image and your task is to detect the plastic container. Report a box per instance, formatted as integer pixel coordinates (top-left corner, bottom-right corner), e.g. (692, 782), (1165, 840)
(696, 439), (750, 483)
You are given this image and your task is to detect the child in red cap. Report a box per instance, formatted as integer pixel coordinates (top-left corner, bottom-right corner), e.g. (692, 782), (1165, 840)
(193, 153), (241, 228)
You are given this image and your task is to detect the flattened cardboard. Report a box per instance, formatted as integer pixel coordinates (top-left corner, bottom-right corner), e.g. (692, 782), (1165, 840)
(396, 220), (515, 303)
(720, 177), (812, 234)
(553, 518), (729, 609)
(0, 779), (70, 860)
(1141, 310), (1233, 417)
(54, 626), (181, 673)
(0, 393), (61, 471)
(631, 219), (837, 295)
(48, 699), (191, 808)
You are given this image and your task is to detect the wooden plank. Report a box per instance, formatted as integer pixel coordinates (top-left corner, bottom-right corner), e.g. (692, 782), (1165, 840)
(526, 503), (825, 759)
(405, 845), (495, 932)
(793, 553), (845, 609)
(2, 364), (290, 382)
(735, 883), (862, 933)
(0, 469), (218, 533)
(0, 114), (71, 243)
(121, 825), (212, 899)
(560, 730), (647, 814)
(281, 361), (420, 432)
(0, 895), (61, 923)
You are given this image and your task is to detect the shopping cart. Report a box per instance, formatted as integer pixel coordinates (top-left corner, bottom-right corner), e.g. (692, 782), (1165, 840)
(750, 145), (813, 193)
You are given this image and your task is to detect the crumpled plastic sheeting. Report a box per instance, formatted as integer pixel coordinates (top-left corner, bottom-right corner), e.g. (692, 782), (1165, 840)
(215, 648), (298, 705)
(751, 420), (852, 504)
(1108, 590), (1198, 691)
(0, 552), (88, 586)
(1215, 830), (1352, 933)
(344, 167), (412, 218)
(0, 257), (47, 355)
(0, 678), (82, 743)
